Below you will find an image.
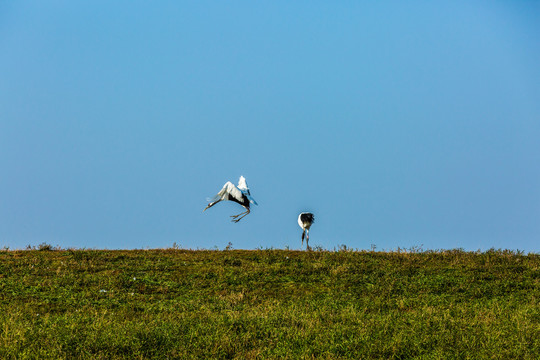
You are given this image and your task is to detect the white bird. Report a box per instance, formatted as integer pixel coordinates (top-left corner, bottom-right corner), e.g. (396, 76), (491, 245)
(203, 176), (258, 222)
(298, 212), (314, 250)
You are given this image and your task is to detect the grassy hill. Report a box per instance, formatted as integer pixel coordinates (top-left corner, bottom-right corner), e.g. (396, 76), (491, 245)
(0, 248), (538, 359)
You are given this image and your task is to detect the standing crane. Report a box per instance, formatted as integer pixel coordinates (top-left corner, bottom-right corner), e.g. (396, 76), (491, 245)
(203, 176), (258, 222)
(298, 212), (314, 250)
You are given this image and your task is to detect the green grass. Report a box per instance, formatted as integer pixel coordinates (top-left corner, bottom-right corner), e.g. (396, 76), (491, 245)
(0, 248), (538, 359)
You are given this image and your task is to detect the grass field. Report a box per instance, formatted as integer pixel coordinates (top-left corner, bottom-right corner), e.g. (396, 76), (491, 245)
(0, 247), (538, 359)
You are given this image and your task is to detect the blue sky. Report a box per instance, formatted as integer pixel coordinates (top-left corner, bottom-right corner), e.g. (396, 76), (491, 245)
(1, 1), (539, 252)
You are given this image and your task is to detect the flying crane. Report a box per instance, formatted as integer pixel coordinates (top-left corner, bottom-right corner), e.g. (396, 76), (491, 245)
(203, 176), (258, 223)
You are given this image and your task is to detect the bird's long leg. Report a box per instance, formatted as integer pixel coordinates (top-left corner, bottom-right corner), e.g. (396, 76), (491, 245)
(230, 212), (247, 219)
(230, 208), (250, 223)
(231, 214), (247, 223)
(231, 211), (249, 223)
(230, 207), (249, 218)
(301, 230), (305, 246)
(230, 212), (246, 218)
(306, 230), (310, 251)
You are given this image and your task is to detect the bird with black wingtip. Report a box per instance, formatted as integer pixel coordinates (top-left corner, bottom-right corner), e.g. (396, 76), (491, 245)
(298, 212), (314, 250)
(204, 176), (258, 223)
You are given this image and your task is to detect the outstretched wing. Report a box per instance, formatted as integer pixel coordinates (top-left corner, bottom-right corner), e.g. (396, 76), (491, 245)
(237, 176), (248, 191)
(238, 176), (258, 205)
(217, 181), (244, 202)
(205, 181), (246, 212)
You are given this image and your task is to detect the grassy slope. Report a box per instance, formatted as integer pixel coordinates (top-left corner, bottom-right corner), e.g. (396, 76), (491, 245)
(0, 249), (538, 359)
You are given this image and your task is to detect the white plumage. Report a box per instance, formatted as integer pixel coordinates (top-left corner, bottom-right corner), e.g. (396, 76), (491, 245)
(298, 212), (314, 250)
(203, 176), (258, 222)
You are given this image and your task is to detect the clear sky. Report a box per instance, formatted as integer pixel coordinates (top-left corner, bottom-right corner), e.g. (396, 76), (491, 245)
(1, 1), (539, 252)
